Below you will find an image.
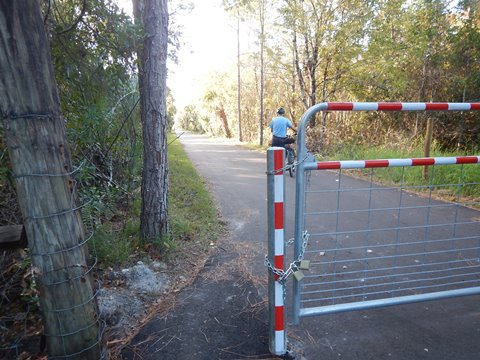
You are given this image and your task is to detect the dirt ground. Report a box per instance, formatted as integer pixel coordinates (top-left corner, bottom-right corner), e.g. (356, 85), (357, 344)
(121, 241), (279, 360)
(0, 234), (222, 359)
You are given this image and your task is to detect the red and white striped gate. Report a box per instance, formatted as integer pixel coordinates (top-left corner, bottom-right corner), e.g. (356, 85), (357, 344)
(267, 102), (480, 356)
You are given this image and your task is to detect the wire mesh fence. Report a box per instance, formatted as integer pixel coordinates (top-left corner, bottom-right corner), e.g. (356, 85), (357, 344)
(300, 162), (480, 311)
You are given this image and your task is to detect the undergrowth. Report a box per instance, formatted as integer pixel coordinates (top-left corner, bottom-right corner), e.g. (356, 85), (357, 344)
(89, 133), (222, 267)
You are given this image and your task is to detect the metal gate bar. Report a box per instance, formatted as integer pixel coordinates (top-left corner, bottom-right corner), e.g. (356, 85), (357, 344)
(293, 102), (480, 324)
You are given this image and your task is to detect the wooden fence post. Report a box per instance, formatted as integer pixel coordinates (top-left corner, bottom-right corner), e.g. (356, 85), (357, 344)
(0, 2), (103, 358)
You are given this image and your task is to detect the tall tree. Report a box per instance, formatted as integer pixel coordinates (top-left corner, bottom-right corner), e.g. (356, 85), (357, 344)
(281, 0), (370, 144)
(225, 0), (269, 144)
(258, 0), (266, 145)
(237, 10), (243, 141)
(282, 0), (320, 113)
(443, 0), (480, 149)
(223, 0), (250, 141)
(0, 2), (102, 358)
(133, 0), (169, 241)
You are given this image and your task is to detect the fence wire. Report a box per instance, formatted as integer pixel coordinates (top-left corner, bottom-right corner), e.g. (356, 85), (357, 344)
(300, 164), (480, 309)
(0, 161), (105, 359)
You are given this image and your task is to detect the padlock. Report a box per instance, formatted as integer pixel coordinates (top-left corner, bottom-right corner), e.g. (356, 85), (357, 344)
(299, 260), (310, 270)
(293, 269), (305, 281)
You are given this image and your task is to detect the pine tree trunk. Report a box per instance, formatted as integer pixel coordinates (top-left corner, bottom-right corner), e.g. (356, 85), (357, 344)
(134, 0), (169, 241)
(0, 2), (102, 358)
(259, 0), (265, 146)
(217, 105), (233, 138)
(237, 12), (243, 142)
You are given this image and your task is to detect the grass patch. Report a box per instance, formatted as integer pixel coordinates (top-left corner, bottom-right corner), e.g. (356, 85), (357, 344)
(89, 133), (222, 267)
(90, 225), (134, 267)
(168, 134), (222, 250)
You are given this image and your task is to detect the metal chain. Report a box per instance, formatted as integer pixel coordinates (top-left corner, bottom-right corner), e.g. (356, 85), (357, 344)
(264, 255), (284, 277)
(265, 152), (310, 175)
(264, 230), (310, 284)
(297, 230), (310, 262)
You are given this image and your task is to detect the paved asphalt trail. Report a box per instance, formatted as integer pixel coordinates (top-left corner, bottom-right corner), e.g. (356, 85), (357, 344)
(124, 133), (480, 360)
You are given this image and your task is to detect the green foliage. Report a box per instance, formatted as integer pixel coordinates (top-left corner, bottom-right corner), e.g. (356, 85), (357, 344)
(204, 0), (480, 153)
(50, 0), (139, 115)
(44, 0), (145, 230)
(38, 0), (145, 265)
(167, 88), (177, 131)
(177, 105), (204, 133)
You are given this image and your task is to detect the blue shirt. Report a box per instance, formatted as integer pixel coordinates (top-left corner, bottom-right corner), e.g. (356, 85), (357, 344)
(269, 116), (293, 138)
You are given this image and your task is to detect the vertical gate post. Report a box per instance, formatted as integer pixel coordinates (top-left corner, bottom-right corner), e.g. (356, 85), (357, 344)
(267, 147), (286, 356)
(293, 104), (327, 325)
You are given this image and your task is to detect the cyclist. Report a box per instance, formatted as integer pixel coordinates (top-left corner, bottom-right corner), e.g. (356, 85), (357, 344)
(269, 107), (297, 147)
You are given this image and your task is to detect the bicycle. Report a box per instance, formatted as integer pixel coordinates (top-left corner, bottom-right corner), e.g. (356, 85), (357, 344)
(271, 132), (297, 177)
(284, 135), (296, 178)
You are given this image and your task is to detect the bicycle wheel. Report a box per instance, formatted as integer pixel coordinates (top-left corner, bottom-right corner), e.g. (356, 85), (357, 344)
(287, 148), (296, 177)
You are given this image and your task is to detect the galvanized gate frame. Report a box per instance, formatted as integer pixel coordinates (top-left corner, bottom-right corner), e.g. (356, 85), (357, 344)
(267, 102), (480, 356)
